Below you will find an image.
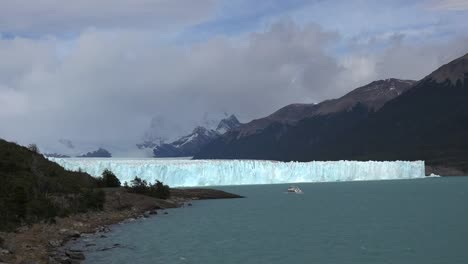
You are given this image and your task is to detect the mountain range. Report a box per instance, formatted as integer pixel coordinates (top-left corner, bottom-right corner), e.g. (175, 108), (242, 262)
(153, 115), (241, 157)
(195, 53), (468, 175)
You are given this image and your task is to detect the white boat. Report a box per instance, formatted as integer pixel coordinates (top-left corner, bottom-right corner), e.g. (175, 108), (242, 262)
(287, 185), (303, 194)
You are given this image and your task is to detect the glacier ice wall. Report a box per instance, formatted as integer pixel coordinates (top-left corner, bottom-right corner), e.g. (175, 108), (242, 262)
(48, 158), (426, 187)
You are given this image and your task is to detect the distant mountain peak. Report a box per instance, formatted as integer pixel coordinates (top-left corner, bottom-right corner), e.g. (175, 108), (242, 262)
(78, 148), (112, 158)
(153, 114), (241, 157)
(427, 53), (468, 85)
(216, 114), (241, 134)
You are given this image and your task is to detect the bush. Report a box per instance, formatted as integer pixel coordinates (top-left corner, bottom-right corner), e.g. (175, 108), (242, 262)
(97, 169), (121, 188)
(80, 189), (106, 211)
(151, 180), (171, 199)
(27, 144), (39, 154)
(129, 176), (148, 194)
(126, 177), (170, 199)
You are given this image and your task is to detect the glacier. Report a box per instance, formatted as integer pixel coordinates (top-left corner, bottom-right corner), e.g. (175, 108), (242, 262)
(48, 158), (426, 187)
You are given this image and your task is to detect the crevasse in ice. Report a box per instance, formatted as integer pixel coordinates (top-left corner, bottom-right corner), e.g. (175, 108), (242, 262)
(48, 158), (426, 187)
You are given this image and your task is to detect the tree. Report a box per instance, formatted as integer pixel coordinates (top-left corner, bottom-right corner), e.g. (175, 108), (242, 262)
(27, 144), (39, 154)
(126, 177), (171, 199)
(152, 180), (170, 199)
(129, 176), (148, 194)
(100, 169), (121, 187)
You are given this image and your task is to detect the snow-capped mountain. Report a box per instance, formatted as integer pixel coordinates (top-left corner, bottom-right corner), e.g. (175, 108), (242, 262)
(216, 114), (241, 134)
(153, 115), (241, 157)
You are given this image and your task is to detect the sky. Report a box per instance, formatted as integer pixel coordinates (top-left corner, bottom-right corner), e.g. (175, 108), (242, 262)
(0, 0), (468, 155)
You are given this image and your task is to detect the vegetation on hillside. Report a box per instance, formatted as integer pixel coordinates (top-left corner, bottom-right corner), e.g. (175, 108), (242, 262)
(0, 139), (105, 231)
(96, 169), (121, 188)
(124, 176), (170, 199)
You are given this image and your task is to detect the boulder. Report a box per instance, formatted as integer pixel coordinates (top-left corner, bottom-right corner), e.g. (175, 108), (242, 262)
(48, 240), (62, 248)
(65, 251), (85, 260)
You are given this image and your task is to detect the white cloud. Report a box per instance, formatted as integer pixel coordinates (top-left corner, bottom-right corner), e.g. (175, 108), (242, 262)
(0, 19), (467, 155)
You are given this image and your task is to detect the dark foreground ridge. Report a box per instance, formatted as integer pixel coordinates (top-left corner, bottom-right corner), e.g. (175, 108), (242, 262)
(0, 187), (242, 264)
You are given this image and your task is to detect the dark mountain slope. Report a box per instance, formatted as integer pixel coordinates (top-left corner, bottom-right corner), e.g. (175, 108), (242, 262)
(196, 53), (468, 174)
(239, 78), (415, 136)
(320, 55), (468, 171)
(195, 79), (416, 160)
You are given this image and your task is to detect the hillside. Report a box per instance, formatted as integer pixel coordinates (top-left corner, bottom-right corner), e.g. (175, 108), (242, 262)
(0, 139), (102, 231)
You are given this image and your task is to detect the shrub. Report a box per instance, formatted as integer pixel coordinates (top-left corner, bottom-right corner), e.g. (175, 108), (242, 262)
(97, 169), (121, 187)
(27, 144), (40, 154)
(81, 189), (106, 211)
(126, 177), (170, 199)
(151, 180), (170, 199)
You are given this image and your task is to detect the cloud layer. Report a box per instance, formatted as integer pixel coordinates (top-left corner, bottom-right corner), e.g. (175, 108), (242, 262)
(0, 0), (217, 35)
(0, 1), (467, 155)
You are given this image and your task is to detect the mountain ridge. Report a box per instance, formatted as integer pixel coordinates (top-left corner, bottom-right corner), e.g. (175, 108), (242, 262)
(195, 53), (468, 174)
(238, 78), (416, 137)
(153, 115), (241, 157)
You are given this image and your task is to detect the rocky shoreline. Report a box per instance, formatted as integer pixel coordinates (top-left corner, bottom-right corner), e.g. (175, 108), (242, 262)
(0, 188), (243, 264)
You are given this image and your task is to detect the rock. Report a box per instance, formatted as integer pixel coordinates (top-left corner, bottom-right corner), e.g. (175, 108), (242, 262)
(3, 242), (15, 254)
(96, 226), (110, 233)
(72, 222), (84, 228)
(48, 240), (62, 248)
(20, 261), (39, 264)
(187, 203), (192, 206)
(0, 249), (10, 255)
(69, 231), (81, 238)
(15, 226), (29, 233)
(143, 211), (150, 218)
(68, 247), (83, 253)
(66, 251), (85, 260)
(58, 229), (80, 238)
(48, 256), (61, 264)
(52, 255), (71, 264)
(163, 212), (168, 215)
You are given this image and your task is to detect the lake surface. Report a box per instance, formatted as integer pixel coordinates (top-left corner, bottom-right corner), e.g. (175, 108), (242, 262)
(83, 177), (468, 264)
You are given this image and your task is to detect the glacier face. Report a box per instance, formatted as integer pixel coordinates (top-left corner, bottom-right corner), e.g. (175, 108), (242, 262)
(48, 158), (426, 187)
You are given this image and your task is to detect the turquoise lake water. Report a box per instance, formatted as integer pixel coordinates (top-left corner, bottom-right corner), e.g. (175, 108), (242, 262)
(82, 177), (468, 264)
